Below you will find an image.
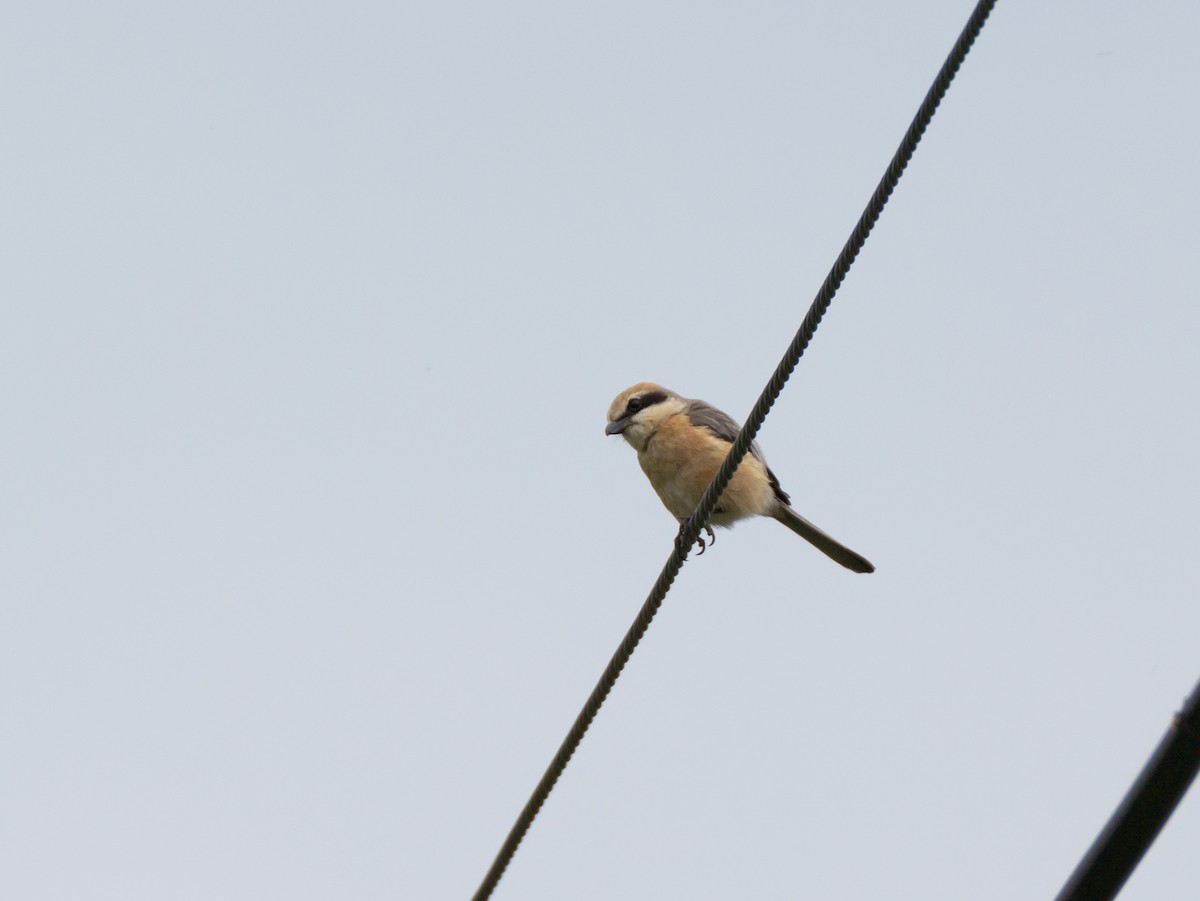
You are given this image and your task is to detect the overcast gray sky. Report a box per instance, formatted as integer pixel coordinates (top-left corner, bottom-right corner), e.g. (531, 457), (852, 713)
(3, 2), (1199, 899)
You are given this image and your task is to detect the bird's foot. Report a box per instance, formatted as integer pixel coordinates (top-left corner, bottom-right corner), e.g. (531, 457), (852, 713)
(675, 523), (716, 557)
(674, 527), (692, 557)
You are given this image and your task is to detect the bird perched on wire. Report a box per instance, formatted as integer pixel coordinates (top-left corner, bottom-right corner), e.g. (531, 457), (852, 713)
(605, 382), (874, 573)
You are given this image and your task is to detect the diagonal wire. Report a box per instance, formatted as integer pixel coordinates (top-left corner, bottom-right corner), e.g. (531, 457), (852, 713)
(1054, 675), (1200, 901)
(471, 2), (998, 898)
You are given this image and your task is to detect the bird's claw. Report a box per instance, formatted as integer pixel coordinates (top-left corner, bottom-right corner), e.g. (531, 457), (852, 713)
(676, 523), (716, 557)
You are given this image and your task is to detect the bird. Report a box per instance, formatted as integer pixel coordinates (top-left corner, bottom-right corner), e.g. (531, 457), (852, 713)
(605, 382), (874, 573)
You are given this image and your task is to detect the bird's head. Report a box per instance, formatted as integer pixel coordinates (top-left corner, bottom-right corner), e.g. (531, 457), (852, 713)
(605, 383), (685, 451)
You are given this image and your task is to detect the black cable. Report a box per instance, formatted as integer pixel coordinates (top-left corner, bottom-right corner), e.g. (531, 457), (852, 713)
(471, 2), (999, 897)
(679, 0), (997, 554)
(1054, 676), (1200, 901)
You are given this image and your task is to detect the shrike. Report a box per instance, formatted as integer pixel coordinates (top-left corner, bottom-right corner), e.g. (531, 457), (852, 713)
(606, 382), (874, 573)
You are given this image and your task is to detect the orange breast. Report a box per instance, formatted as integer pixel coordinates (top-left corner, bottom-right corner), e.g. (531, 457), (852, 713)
(637, 414), (773, 522)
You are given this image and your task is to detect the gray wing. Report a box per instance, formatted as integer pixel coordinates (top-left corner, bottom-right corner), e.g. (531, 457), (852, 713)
(684, 399), (770, 463)
(684, 399), (745, 444)
(684, 398), (790, 505)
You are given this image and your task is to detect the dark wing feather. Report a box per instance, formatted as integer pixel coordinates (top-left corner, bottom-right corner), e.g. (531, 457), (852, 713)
(684, 399), (742, 444)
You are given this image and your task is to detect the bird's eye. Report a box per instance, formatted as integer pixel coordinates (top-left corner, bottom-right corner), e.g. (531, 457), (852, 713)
(627, 397), (643, 412)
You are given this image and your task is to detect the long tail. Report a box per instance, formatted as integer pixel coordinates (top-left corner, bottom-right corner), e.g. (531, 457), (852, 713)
(770, 505), (875, 574)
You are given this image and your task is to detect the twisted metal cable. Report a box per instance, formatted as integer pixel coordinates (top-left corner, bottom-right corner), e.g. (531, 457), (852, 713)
(1054, 675), (1200, 901)
(679, 0), (997, 552)
(471, 2), (998, 897)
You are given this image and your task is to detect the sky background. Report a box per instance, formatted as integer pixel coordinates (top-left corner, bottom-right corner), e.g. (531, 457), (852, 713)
(3, 1), (1199, 899)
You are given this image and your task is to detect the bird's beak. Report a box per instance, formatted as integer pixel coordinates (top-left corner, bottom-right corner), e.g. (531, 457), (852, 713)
(605, 419), (628, 436)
